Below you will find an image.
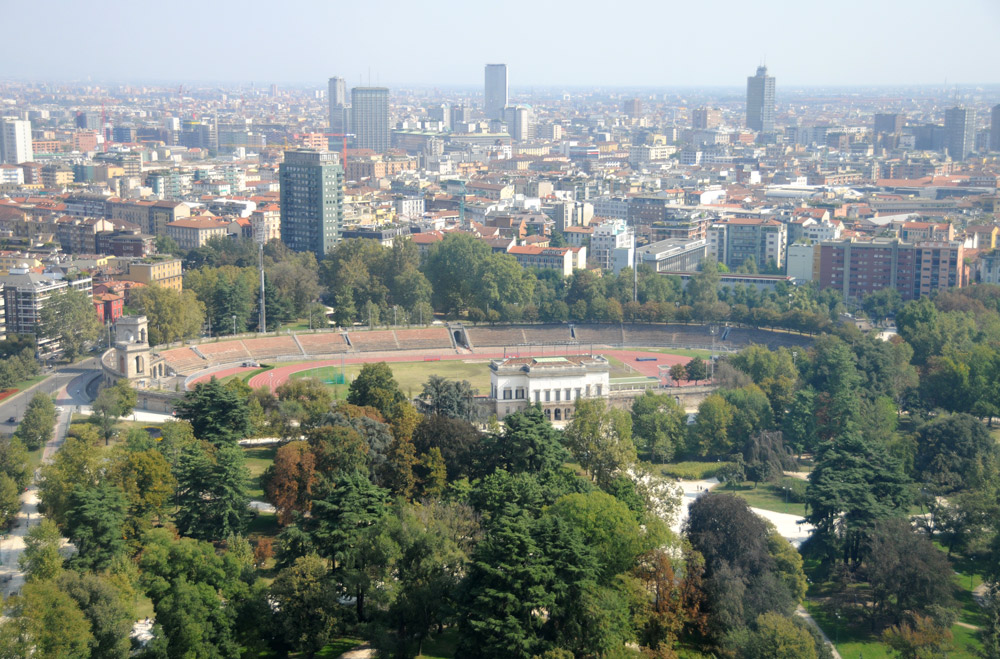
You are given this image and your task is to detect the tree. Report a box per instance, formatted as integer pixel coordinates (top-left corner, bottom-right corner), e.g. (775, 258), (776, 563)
(631, 391), (687, 463)
(57, 570), (135, 659)
(632, 546), (707, 653)
(106, 446), (176, 531)
(130, 285), (205, 346)
(154, 234), (181, 255)
(15, 392), (56, 450)
(291, 470), (392, 622)
(91, 380), (137, 445)
(137, 529), (245, 658)
(347, 362), (405, 420)
(275, 377), (334, 429)
(412, 414), (480, 480)
(421, 375), (475, 420)
(0, 473), (20, 528)
(979, 583), (1000, 659)
(381, 436), (418, 500)
(185, 264), (259, 334)
(174, 441), (250, 541)
(743, 431), (794, 488)
(37, 433), (103, 526)
(669, 362), (687, 383)
(883, 615), (953, 659)
(263, 440), (317, 525)
(689, 394), (735, 457)
(807, 432), (911, 565)
(0, 436), (30, 490)
(173, 376), (252, 444)
(915, 413), (1000, 495)
(475, 405), (567, 477)
(549, 490), (658, 581)
(740, 612), (817, 659)
(685, 356), (708, 384)
(270, 554), (340, 658)
(20, 518), (64, 582)
(866, 519), (957, 629)
(418, 447), (447, 499)
(1, 580), (93, 658)
(38, 287), (101, 361)
(64, 482), (129, 572)
(564, 398), (636, 488)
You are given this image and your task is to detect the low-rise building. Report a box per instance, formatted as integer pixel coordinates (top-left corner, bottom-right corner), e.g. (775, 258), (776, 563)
(166, 217), (230, 250)
(489, 354), (610, 421)
(121, 258), (183, 292)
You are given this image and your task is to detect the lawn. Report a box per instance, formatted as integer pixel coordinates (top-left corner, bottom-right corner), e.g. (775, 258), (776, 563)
(417, 627), (458, 658)
(652, 461), (726, 480)
(724, 480), (808, 517)
(292, 359), (493, 399)
(636, 347), (713, 359)
(801, 542), (986, 658)
(243, 445), (277, 500)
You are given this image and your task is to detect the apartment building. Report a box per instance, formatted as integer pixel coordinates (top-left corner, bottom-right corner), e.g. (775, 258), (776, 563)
(121, 258), (183, 292)
(0, 267), (93, 335)
(816, 237), (964, 301)
(707, 218), (787, 269)
(165, 217), (230, 250)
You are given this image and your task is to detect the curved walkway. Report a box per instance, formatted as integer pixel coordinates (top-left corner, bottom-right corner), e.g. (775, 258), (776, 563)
(243, 346), (696, 392)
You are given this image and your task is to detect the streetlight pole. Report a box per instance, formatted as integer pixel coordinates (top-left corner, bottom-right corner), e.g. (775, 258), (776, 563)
(232, 315), (236, 336)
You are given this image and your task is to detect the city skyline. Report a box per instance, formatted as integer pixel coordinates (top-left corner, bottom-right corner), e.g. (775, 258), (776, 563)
(2, 0), (998, 87)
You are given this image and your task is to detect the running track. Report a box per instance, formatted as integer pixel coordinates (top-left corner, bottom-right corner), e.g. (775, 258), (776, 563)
(187, 347), (700, 392)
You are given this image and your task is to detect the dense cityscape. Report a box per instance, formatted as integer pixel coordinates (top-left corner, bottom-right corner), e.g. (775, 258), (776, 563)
(0, 4), (998, 657)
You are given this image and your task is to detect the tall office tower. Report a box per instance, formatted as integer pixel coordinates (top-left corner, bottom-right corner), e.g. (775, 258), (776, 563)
(692, 107), (722, 130)
(874, 113), (904, 135)
(990, 104), (1000, 152)
(351, 87), (390, 152)
(945, 106), (976, 160)
(0, 119), (33, 164)
(328, 76), (350, 134)
(279, 149), (344, 256)
(745, 65), (776, 133)
(484, 63), (508, 120)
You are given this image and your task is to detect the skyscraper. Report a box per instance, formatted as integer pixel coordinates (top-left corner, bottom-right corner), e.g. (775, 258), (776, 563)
(351, 87), (390, 152)
(874, 113), (905, 135)
(990, 104), (1000, 152)
(279, 149), (344, 256)
(945, 106), (976, 161)
(0, 119), (33, 165)
(484, 64), (508, 120)
(328, 76), (350, 134)
(745, 66), (776, 133)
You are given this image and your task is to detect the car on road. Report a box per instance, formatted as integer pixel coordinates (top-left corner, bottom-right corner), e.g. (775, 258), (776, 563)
(6, 417), (14, 423)
(54, 406), (65, 414)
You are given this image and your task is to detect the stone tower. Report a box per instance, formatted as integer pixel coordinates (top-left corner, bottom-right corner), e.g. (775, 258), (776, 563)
(114, 316), (151, 379)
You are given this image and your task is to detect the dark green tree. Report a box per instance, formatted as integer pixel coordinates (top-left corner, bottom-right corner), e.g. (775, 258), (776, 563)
(420, 375), (475, 420)
(174, 441), (250, 541)
(806, 431), (911, 565)
(475, 405), (568, 477)
(270, 554), (340, 658)
(173, 376), (252, 444)
(57, 570), (135, 659)
(64, 482), (129, 572)
(915, 413), (1000, 494)
(412, 414), (480, 480)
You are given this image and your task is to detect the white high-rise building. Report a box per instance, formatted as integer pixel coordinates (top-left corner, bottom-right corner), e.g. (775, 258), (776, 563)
(0, 119), (33, 165)
(592, 219), (634, 273)
(328, 76), (350, 134)
(484, 64), (508, 120)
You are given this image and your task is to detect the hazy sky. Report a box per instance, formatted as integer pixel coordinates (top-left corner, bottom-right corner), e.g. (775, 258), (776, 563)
(3, 0), (998, 88)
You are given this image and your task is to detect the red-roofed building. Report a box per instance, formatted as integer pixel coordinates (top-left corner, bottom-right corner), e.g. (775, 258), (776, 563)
(93, 292), (124, 324)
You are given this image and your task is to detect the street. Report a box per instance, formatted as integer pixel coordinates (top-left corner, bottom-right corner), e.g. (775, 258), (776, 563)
(0, 360), (102, 597)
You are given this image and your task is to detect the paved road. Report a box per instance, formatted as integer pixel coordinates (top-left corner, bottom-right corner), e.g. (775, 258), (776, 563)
(0, 361), (101, 597)
(0, 358), (101, 433)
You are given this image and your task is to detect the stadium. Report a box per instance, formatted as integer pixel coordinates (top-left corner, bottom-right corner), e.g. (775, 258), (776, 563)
(101, 319), (813, 415)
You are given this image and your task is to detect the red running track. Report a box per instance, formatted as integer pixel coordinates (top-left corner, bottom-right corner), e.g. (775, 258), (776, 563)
(212, 347), (702, 393)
